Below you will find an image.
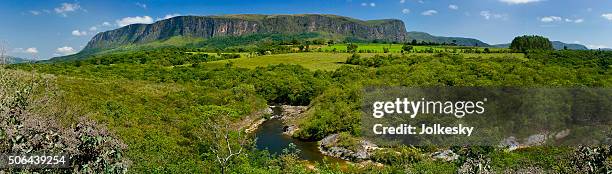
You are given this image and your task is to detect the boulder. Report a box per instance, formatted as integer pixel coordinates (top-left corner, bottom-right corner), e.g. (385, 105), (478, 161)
(555, 129), (570, 140)
(524, 133), (547, 146)
(280, 105), (308, 120)
(318, 134), (377, 161)
(283, 125), (299, 136)
(432, 149), (459, 161)
(499, 136), (520, 151)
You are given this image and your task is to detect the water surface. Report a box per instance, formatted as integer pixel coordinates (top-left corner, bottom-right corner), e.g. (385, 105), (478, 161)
(254, 106), (345, 163)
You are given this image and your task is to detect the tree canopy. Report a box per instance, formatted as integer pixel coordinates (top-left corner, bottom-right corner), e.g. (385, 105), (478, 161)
(510, 35), (554, 52)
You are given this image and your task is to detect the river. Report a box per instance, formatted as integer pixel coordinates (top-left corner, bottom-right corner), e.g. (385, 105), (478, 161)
(254, 106), (345, 163)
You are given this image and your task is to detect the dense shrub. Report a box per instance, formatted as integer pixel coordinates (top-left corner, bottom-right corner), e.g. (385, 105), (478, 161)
(0, 69), (129, 173)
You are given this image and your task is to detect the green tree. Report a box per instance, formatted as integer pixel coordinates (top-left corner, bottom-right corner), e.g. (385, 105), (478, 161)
(347, 43), (358, 53)
(510, 35), (553, 52)
(402, 44), (413, 53)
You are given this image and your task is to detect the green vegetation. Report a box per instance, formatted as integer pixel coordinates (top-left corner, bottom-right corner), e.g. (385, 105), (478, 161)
(207, 52), (354, 71)
(510, 35), (554, 52)
(76, 48), (242, 66)
(0, 69), (129, 173)
(5, 35), (612, 173)
(320, 43), (510, 53)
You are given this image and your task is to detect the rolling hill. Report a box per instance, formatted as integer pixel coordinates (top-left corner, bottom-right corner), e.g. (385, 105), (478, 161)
(3, 56), (32, 64)
(406, 31), (489, 47)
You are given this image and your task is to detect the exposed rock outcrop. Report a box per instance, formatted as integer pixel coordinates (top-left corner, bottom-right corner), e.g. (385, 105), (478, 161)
(84, 14), (408, 50)
(283, 125), (298, 136)
(279, 105), (308, 136)
(319, 133), (379, 161)
(280, 105), (308, 121)
(243, 106), (274, 133)
(432, 149), (459, 161)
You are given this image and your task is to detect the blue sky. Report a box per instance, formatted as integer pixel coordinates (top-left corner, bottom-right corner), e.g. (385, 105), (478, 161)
(1, 0), (611, 59)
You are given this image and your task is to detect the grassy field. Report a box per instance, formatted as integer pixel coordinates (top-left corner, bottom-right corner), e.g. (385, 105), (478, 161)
(204, 52), (525, 71)
(185, 52), (251, 57)
(319, 43), (509, 53)
(205, 52), (362, 71)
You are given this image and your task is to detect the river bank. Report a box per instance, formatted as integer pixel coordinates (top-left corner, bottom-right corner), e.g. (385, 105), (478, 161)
(250, 105), (348, 164)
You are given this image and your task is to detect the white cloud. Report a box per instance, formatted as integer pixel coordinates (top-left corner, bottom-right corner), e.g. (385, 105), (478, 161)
(360, 2), (375, 7)
(499, 0), (542, 5)
(494, 14), (508, 20)
(481, 11), (492, 19)
(25, 48), (38, 54)
(14, 47), (39, 54)
(135, 2), (147, 9)
(56, 46), (76, 55)
(29, 10), (41, 15)
(448, 4), (458, 10)
(540, 16), (562, 22)
(402, 9), (410, 14)
(480, 11), (508, 20)
(116, 16), (153, 27)
(541, 16), (584, 23)
(399, 0), (422, 3)
(86, 22), (112, 34)
(156, 13), (181, 21)
(603, 13), (612, 21)
(71, 30), (87, 36)
(586, 44), (610, 49)
(54, 3), (82, 16)
(421, 10), (437, 16)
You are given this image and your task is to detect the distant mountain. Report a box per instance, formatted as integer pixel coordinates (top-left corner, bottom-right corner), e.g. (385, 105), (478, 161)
(50, 14), (490, 61)
(492, 41), (588, 50)
(406, 32), (489, 47)
(3, 56), (32, 64)
(551, 41), (588, 50)
(83, 14), (409, 51)
(491, 43), (510, 49)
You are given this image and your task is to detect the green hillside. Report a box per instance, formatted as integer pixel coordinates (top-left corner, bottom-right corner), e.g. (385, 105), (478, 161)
(7, 48), (611, 173)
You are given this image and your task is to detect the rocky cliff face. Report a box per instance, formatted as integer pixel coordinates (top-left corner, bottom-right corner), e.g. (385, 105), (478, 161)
(84, 14), (408, 50)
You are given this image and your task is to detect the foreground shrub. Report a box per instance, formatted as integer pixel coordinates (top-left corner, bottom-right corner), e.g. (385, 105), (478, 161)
(0, 69), (129, 173)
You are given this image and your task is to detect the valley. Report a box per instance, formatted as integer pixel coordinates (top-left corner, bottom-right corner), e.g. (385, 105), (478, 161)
(1, 13), (610, 174)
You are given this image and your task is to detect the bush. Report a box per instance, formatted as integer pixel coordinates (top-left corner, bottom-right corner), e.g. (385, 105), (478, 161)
(0, 69), (129, 173)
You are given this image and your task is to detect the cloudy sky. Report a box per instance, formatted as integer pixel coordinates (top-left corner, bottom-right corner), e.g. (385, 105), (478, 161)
(1, 0), (611, 59)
